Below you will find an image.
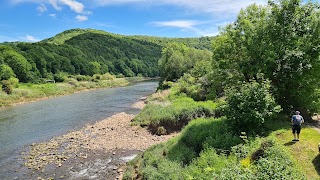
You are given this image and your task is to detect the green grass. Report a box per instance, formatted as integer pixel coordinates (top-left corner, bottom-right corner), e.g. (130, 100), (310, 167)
(125, 113), (319, 179)
(0, 77), (147, 107)
(131, 96), (218, 133)
(270, 123), (320, 179)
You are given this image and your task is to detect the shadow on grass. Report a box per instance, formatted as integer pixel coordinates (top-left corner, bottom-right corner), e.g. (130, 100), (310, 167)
(283, 141), (296, 146)
(312, 154), (320, 176)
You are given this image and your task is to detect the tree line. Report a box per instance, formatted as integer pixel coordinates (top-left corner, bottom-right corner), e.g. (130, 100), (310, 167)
(159, 0), (320, 122)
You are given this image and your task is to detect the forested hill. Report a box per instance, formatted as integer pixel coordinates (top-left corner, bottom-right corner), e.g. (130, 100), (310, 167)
(43, 28), (214, 50)
(0, 28), (214, 83)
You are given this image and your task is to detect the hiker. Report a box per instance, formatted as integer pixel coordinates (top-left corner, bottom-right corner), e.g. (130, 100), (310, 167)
(291, 111), (304, 141)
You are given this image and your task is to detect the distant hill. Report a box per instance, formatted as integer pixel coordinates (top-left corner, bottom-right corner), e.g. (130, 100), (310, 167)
(43, 28), (214, 50)
(0, 28), (214, 83)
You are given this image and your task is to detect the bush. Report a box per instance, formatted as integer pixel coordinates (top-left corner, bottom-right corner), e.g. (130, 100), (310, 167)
(116, 73), (125, 78)
(67, 78), (79, 87)
(7, 77), (19, 88)
(92, 74), (101, 80)
(174, 73), (208, 101)
(1, 80), (13, 94)
(101, 73), (115, 80)
(53, 72), (67, 82)
(76, 75), (88, 81)
(225, 79), (281, 135)
(179, 118), (242, 154)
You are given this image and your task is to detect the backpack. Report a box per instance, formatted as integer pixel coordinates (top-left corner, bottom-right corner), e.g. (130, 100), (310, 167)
(292, 115), (303, 125)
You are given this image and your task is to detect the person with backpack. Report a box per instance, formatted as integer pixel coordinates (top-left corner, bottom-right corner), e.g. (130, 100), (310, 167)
(291, 111), (304, 141)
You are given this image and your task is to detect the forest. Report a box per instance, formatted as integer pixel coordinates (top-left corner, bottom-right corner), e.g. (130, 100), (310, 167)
(0, 28), (214, 85)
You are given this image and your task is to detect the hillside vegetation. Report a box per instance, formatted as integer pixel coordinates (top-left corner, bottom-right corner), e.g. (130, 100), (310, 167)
(125, 0), (320, 179)
(0, 28), (213, 86)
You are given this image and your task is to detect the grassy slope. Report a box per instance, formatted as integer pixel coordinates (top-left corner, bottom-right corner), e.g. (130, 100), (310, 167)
(271, 123), (320, 179)
(125, 91), (320, 179)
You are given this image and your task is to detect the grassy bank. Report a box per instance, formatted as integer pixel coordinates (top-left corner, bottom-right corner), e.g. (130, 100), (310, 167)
(124, 89), (320, 179)
(125, 116), (320, 179)
(271, 124), (320, 179)
(131, 90), (218, 135)
(0, 76), (149, 107)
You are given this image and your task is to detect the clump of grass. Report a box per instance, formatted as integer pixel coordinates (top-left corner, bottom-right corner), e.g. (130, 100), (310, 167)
(132, 96), (217, 133)
(146, 89), (171, 104)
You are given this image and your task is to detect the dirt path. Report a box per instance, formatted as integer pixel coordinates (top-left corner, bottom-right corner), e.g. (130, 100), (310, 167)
(19, 101), (178, 180)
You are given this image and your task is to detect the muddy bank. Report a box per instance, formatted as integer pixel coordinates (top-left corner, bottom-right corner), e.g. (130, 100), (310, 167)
(18, 101), (177, 179)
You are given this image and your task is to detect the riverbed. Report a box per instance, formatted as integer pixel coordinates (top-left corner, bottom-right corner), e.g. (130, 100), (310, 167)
(0, 81), (159, 179)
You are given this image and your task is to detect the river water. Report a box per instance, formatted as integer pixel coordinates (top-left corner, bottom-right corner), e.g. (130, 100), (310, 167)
(0, 81), (158, 174)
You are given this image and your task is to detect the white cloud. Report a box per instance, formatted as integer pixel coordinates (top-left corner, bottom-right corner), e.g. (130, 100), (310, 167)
(49, 13), (56, 17)
(37, 3), (47, 13)
(19, 35), (41, 42)
(75, 15), (88, 21)
(59, 0), (84, 13)
(150, 20), (220, 37)
(11, 0), (86, 14)
(151, 20), (203, 29)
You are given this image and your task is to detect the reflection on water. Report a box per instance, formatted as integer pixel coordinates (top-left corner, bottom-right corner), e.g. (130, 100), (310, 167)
(0, 81), (158, 166)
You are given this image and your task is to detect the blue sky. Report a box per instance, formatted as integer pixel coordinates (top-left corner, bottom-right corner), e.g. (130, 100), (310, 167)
(0, 0), (317, 42)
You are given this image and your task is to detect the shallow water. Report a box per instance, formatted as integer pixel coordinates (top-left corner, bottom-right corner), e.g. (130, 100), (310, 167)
(0, 81), (158, 170)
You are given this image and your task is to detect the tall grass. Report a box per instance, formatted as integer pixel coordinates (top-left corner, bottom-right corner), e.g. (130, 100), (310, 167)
(131, 96), (217, 133)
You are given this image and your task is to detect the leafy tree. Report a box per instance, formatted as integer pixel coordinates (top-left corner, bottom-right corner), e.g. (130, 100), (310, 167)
(0, 64), (16, 81)
(0, 46), (32, 82)
(225, 79), (281, 135)
(212, 0), (320, 113)
(159, 43), (212, 83)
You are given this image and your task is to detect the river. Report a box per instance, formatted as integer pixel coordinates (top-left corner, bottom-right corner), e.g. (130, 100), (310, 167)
(0, 80), (158, 176)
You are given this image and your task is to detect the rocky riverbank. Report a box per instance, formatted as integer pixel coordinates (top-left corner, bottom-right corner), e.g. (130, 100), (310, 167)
(19, 100), (177, 180)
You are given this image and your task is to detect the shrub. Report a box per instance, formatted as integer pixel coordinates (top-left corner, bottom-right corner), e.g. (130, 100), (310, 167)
(184, 148), (231, 179)
(116, 73), (125, 78)
(175, 73), (205, 101)
(92, 74), (101, 80)
(253, 141), (305, 179)
(1, 80), (13, 94)
(101, 73), (115, 80)
(53, 72), (67, 82)
(7, 77), (19, 88)
(225, 79), (281, 135)
(179, 118), (242, 154)
(76, 75), (87, 81)
(158, 81), (174, 90)
(67, 78), (79, 87)
(156, 126), (167, 135)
